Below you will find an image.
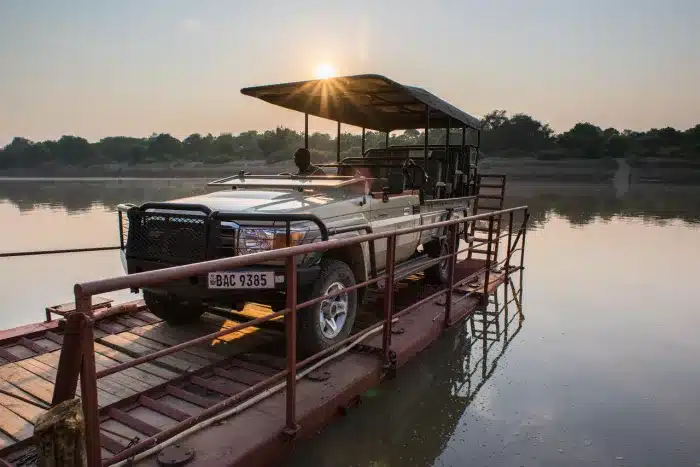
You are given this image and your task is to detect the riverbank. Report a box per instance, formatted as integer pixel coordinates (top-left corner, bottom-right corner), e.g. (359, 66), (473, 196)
(1, 157), (699, 184)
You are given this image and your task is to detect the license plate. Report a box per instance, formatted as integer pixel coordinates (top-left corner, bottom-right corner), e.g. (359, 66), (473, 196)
(207, 271), (274, 289)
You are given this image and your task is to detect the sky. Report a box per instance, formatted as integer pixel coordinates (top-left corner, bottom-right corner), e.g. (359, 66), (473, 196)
(0, 0), (698, 145)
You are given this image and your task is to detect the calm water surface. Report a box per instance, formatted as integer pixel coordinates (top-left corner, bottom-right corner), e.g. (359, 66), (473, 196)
(0, 178), (699, 466)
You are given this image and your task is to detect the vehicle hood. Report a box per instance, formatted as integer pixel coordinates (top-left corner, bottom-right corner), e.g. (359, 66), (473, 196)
(165, 189), (354, 216)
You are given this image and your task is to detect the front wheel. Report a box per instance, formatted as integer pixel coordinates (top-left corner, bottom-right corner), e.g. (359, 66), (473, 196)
(297, 259), (358, 356)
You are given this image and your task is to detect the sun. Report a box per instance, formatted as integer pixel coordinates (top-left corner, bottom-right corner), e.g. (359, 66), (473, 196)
(313, 63), (337, 80)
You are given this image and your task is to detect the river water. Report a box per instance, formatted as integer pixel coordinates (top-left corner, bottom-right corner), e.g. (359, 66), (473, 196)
(0, 178), (699, 466)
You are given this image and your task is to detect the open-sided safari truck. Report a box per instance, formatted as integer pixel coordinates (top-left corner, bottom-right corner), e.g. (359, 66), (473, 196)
(117, 74), (484, 354)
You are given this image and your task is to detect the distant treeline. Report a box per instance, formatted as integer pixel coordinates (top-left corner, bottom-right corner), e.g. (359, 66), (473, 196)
(2, 110), (699, 170)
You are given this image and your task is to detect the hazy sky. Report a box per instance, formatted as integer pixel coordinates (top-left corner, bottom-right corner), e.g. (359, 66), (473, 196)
(1, 0), (698, 144)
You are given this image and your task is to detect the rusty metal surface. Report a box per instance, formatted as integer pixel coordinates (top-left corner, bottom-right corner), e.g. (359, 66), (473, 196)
(2, 201), (528, 467)
(51, 312), (88, 405)
(77, 296), (102, 467)
(444, 224), (458, 327)
(284, 257), (299, 436)
(157, 444), (195, 466)
(382, 235), (396, 368)
(129, 272), (514, 467)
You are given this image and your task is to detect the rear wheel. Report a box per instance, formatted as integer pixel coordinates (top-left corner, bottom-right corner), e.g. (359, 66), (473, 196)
(297, 259), (358, 356)
(143, 290), (204, 325)
(424, 238), (449, 284)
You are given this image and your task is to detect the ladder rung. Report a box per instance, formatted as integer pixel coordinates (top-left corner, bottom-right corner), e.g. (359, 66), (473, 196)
(477, 206), (502, 211)
(478, 195), (503, 199)
(478, 183), (504, 188)
(472, 236), (498, 243)
(473, 226), (500, 232)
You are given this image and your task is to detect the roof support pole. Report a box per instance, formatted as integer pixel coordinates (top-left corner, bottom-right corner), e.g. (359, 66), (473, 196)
(445, 118), (451, 196)
(336, 121), (341, 163)
(304, 113), (309, 149)
(361, 128), (366, 156)
(424, 106), (430, 169)
(476, 129), (481, 165)
(462, 125), (468, 196)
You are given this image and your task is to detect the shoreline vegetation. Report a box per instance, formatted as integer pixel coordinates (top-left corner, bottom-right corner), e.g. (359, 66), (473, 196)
(2, 111), (699, 183)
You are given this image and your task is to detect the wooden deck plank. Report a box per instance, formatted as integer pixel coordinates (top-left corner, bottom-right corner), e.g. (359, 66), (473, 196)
(114, 332), (213, 368)
(91, 352), (166, 390)
(0, 403), (33, 442)
(127, 406), (178, 430)
(132, 311), (161, 324)
(0, 363), (55, 404)
(28, 353), (125, 406)
(17, 358), (127, 406)
(157, 395), (203, 416)
(100, 420), (143, 442)
(95, 320), (128, 335)
(125, 324), (225, 362)
(32, 338), (62, 352)
(33, 351), (150, 398)
(0, 379), (46, 424)
(0, 320), (59, 345)
(92, 343), (180, 381)
(113, 316), (148, 329)
(5, 345), (37, 360)
(0, 348), (19, 362)
(96, 335), (196, 374)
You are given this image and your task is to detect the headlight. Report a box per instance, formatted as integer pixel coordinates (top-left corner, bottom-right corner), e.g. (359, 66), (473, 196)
(238, 228), (306, 254)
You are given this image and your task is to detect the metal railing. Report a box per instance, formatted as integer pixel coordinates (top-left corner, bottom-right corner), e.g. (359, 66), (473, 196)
(49, 205), (529, 467)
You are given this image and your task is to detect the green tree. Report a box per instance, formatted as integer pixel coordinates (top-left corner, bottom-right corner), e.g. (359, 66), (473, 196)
(557, 123), (604, 158)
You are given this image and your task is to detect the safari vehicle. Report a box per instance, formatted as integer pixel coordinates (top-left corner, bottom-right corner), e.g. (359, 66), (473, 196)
(117, 74), (483, 354)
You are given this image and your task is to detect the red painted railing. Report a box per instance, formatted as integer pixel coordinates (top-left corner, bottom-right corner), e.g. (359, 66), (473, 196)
(51, 205), (529, 466)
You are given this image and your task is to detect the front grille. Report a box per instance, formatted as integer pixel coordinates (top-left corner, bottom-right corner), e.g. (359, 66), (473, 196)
(126, 211), (208, 263)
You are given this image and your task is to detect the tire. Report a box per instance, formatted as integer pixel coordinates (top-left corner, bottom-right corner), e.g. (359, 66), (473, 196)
(297, 259), (358, 356)
(424, 238), (449, 285)
(143, 290), (204, 325)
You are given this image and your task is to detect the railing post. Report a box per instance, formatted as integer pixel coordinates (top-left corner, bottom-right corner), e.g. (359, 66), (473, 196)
(382, 234), (396, 368)
(506, 212), (514, 276)
(51, 312), (87, 405)
(284, 255), (299, 435)
(444, 224), (458, 328)
(504, 275), (510, 342)
(75, 294), (101, 467)
(483, 216), (495, 301)
(520, 210), (529, 269)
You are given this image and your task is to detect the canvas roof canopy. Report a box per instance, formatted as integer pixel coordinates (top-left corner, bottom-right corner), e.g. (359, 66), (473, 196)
(241, 74), (481, 132)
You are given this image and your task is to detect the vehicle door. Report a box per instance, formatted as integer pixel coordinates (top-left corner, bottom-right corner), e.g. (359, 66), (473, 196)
(369, 190), (421, 271)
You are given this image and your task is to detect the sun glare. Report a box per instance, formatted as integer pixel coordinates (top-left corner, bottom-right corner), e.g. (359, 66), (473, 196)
(313, 63), (337, 80)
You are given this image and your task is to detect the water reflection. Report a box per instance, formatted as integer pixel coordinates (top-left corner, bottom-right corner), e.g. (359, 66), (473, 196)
(0, 178), (209, 214)
(502, 183), (700, 227)
(288, 273), (525, 467)
(0, 179), (698, 228)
